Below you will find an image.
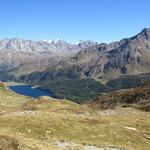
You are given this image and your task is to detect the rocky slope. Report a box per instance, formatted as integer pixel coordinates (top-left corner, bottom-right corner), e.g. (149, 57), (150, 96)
(0, 49), (58, 73)
(66, 28), (150, 80)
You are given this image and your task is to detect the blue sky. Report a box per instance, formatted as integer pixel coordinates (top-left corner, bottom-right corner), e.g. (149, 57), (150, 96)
(0, 0), (150, 43)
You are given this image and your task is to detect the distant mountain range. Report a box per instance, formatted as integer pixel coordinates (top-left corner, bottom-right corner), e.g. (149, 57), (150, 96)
(0, 38), (95, 74)
(0, 28), (149, 78)
(0, 38), (96, 55)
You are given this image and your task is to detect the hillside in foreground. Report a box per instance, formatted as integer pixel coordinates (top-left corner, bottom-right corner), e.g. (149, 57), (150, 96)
(0, 83), (149, 150)
(89, 82), (150, 112)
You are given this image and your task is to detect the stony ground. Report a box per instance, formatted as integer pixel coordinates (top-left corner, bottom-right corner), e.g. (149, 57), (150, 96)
(0, 83), (149, 150)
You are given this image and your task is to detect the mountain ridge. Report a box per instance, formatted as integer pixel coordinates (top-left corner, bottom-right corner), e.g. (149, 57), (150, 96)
(67, 28), (150, 79)
(0, 38), (96, 55)
(0, 38), (96, 74)
(1, 28), (150, 79)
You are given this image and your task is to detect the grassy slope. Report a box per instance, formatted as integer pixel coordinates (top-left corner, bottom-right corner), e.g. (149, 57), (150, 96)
(89, 82), (150, 112)
(0, 83), (149, 150)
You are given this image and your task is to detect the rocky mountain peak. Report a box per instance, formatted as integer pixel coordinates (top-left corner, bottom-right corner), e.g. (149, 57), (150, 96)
(133, 28), (150, 40)
(141, 28), (150, 34)
(141, 28), (150, 39)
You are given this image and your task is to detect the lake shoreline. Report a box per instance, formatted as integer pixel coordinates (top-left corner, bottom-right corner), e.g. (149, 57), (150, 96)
(9, 84), (53, 98)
